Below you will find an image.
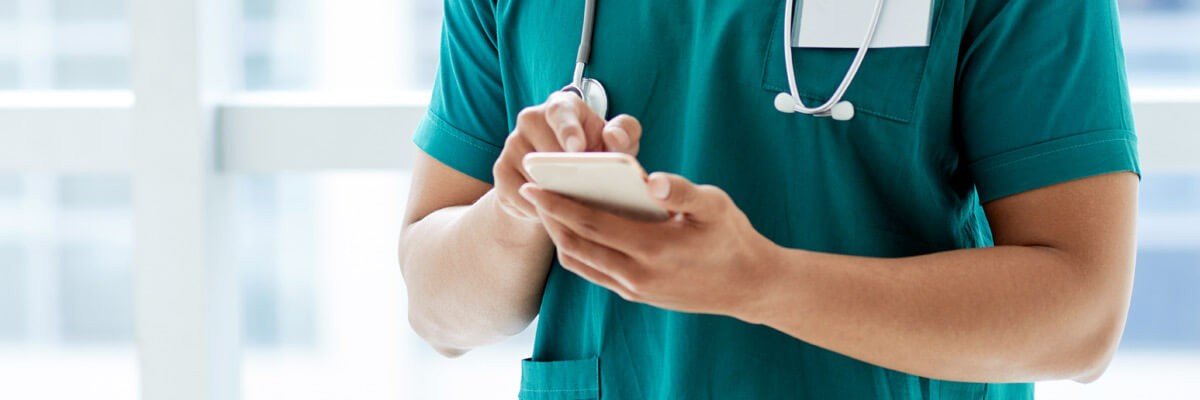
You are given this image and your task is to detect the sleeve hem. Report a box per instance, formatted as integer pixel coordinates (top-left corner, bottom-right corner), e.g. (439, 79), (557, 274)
(969, 129), (1140, 203)
(412, 111), (504, 185)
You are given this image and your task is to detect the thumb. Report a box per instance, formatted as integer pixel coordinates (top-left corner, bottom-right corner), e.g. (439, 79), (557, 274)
(646, 173), (728, 219)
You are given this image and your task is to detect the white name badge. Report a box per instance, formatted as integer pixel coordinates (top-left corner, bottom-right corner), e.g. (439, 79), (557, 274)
(792, 0), (933, 48)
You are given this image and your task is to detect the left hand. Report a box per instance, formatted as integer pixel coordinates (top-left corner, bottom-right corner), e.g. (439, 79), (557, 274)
(519, 173), (778, 318)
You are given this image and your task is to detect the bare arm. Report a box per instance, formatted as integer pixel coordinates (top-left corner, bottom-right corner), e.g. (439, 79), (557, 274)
(400, 151), (552, 357)
(400, 93), (642, 356)
(522, 169), (1137, 382)
(747, 172), (1138, 382)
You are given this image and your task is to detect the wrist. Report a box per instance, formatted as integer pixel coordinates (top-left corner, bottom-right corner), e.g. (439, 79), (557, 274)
(729, 240), (795, 325)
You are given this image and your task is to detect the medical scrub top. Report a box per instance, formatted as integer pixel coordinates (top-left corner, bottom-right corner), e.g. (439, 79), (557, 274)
(413, 0), (1140, 398)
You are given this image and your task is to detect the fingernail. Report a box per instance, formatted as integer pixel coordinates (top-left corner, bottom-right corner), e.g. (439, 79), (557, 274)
(565, 135), (584, 152)
(649, 176), (670, 199)
(519, 185), (535, 199)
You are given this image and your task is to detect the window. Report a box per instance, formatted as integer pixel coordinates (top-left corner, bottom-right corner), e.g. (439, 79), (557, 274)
(1119, 0), (1200, 87)
(0, 174), (136, 399)
(239, 0), (442, 93)
(0, 0), (129, 89)
(0, 1), (1198, 399)
(233, 173), (534, 399)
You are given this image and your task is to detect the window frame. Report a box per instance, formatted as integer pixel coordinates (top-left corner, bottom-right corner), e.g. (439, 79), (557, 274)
(1, 1), (1199, 399)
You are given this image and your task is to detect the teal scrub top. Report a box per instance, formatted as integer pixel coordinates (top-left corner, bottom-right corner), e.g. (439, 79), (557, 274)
(413, 0), (1141, 398)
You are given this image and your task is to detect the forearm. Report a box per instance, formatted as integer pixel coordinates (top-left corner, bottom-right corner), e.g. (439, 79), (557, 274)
(400, 190), (554, 356)
(745, 245), (1132, 383)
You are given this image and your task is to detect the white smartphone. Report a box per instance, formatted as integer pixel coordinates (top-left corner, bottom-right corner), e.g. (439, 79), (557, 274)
(523, 152), (670, 221)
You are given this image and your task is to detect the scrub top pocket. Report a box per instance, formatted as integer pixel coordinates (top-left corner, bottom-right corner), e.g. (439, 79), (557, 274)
(518, 357), (601, 400)
(760, 0), (944, 124)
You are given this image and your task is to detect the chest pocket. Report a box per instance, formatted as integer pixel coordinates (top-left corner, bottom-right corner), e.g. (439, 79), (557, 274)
(760, 1), (944, 124)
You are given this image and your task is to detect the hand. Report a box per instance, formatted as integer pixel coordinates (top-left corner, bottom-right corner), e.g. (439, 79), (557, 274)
(519, 172), (778, 318)
(493, 91), (643, 221)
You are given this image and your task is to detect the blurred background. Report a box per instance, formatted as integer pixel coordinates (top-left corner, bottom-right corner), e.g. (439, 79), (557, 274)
(0, 0), (1198, 399)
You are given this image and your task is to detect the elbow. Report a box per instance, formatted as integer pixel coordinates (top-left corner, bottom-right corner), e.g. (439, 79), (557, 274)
(397, 225), (416, 276)
(407, 307), (474, 358)
(405, 292), (537, 358)
(1068, 319), (1124, 383)
(1052, 305), (1127, 383)
(1056, 255), (1135, 383)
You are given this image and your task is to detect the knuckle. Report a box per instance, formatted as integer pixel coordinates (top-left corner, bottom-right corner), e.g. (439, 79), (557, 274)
(635, 239), (663, 260)
(493, 159), (522, 183)
(555, 230), (580, 251)
(545, 97), (569, 115)
(623, 273), (653, 296)
(579, 221), (599, 236)
(492, 165), (511, 186)
(504, 130), (522, 146)
(547, 93), (585, 117)
(557, 253), (576, 269)
(616, 114), (642, 133)
(491, 158), (504, 177)
(577, 210), (601, 234)
(641, 250), (665, 267)
(699, 185), (730, 210)
(516, 106), (542, 125)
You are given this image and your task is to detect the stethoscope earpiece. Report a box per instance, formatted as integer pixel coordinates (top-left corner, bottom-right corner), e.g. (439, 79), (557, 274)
(830, 101), (855, 121)
(774, 92), (797, 114)
(774, 0), (883, 122)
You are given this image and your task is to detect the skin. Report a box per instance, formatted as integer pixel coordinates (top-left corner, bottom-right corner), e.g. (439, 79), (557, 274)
(400, 92), (641, 356)
(400, 94), (1138, 383)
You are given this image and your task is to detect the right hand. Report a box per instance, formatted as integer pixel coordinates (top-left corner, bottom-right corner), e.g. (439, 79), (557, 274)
(493, 91), (643, 221)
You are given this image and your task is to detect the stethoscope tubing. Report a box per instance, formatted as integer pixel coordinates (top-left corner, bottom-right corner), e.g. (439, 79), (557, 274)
(566, 0), (886, 120)
(572, 0), (598, 88)
(781, 0), (885, 115)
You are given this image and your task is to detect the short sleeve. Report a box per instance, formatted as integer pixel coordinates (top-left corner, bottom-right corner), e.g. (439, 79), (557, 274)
(413, 0), (508, 184)
(957, 0), (1140, 203)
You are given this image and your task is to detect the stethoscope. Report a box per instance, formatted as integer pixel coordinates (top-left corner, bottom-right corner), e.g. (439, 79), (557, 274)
(562, 0), (886, 122)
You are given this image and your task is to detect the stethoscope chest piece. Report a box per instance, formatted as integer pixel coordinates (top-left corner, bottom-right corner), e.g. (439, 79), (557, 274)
(580, 78), (608, 119)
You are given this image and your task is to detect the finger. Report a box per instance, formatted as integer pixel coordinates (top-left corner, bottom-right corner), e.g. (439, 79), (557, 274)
(493, 143), (539, 220)
(557, 253), (638, 301)
(540, 216), (643, 290)
(514, 106), (563, 152)
(521, 184), (646, 251)
(494, 166), (539, 219)
(646, 172), (729, 220)
(602, 114), (642, 156)
(544, 91), (605, 152)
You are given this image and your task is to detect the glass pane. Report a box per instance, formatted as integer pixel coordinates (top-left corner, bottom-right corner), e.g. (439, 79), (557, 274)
(54, 0), (125, 20)
(233, 175), (316, 347)
(0, 0), (128, 89)
(0, 58), (18, 89)
(1119, 0), (1200, 87)
(239, 0), (442, 93)
(58, 242), (135, 343)
(234, 172), (532, 400)
(0, 0), (17, 20)
(0, 242), (27, 339)
(0, 174), (137, 399)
